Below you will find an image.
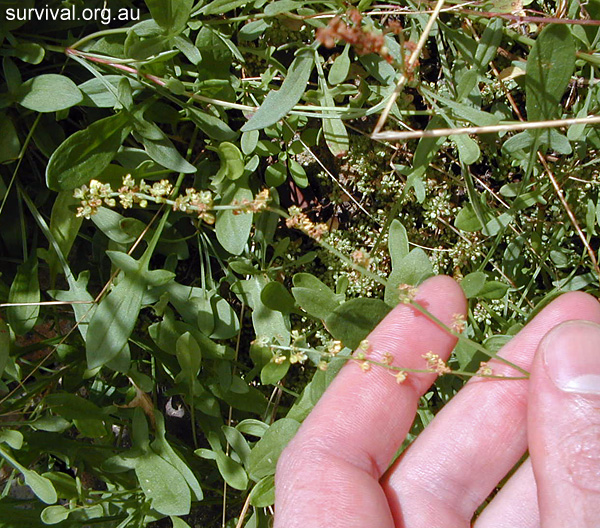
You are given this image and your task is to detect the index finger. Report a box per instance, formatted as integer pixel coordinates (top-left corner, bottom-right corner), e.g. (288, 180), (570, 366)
(274, 276), (466, 528)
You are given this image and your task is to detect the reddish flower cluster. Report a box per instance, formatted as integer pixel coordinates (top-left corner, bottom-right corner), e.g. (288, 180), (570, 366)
(316, 8), (393, 63)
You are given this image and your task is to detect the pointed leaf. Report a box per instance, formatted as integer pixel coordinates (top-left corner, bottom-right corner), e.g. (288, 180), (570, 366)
(41, 505), (70, 524)
(152, 413), (203, 501)
(46, 112), (132, 191)
(86, 275), (144, 369)
(216, 183), (253, 255)
(187, 107), (237, 141)
(260, 281), (296, 314)
(460, 271), (487, 298)
(0, 318), (10, 378)
(17, 74), (82, 113)
(526, 24), (575, 121)
(140, 130), (196, 173)
(291, 273), (342, 320)
(135, 451), (191, 516)
(7, 255), (40, 334)
(216, 142), (244, 180)
(325, 298), (392, 350)
(242, 50), (314, 131)
(247, 418), (300, 481)
(145, 0), (193, 34)
(23, 469), (57, 504)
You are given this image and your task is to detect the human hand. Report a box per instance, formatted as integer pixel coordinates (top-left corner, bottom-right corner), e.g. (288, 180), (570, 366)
(274, 276), (600, 527)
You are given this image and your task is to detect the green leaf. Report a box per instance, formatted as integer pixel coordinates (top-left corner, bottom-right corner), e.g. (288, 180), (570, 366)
(388, 219), (409, 267)
(329, 45), (351, 85)
(247, 418), (300, 481)
(40, 505), (70, 524)
(383, 228), (433, 306)
(86, 274), (144, 369)
(242, 50), (314, 131)
(385, 247), (434, 306)
(474, 18), (503, 70)
(216, 142), (245, 180)
(13, 42), (45, 64)
(145, 0), (193, 34)
(455, 204), (483, 232)
(46, 191), (83, 281)
(136, 451), (191, 515)
(90, 207), (140, 244)
(171, 517), (192, 528)
(216, 182), (253, 255)
(17, 74), (82, 113)
(237, 419), (269, 437)
(175, 332), (202, 383)
(45, 393), (107, 437)
(408, 116), (447, 201)
(7, 255), (40, 335)
(215, 451), (248, 490)
(187, 107), (237, 141)
(460, 271), (487, 298)
(291, 273), (343, 320)
(23, 469), (57, 504)
(0, 444), (57, 504)
(212, 296), (240, 339)
(48, 271), (95, 340)
(44, 393), (106, 422)
(423, 88), (499, 127)
(0, 430), (23, 450)
(0, 318), (10, 378)
(223, 425), (251, 466)
(526, 25), (576, 121)
(152, 413), (203, 501)
(483, 212), (513, 236)
(451, 134), (480, 165)
(249, 475), (275, 507)
(46, 112), (132, 191)
(260, 360), (290, 385)
(325, 298), (392, 350)
(241, 129), (260, 155)
(265, 162), (287, 187)
(391, 248), (434, 288)
(239, 19), (271, 41)
(140, 127), (197, 173)
(479, 281), (510, 299)
(79, 75), (142, 108)
(201, 0), (248, 15)
(42, 472), (77, 501)
(264, 0), (300, 16)
(30, 415), (71, 433)
(288, 158), (309, 188)
(234, 276), (291, 346)
(0, 114), (21, 163)
(318, 67), (349, 157)
(261, 282), (296, 314)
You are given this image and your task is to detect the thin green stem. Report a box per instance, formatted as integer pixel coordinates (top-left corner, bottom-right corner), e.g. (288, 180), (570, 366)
(409, 300), (530, 377)
(68, 27), (129, 51)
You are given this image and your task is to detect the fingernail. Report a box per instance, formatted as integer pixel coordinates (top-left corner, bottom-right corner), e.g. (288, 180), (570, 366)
(543, 320), (600, 395)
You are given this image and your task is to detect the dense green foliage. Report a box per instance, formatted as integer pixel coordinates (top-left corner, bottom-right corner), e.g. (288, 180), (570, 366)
(1, 0), (600, 526)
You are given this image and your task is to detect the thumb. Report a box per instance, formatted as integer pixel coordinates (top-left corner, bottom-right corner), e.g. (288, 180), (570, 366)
(528, 320), (600, 528)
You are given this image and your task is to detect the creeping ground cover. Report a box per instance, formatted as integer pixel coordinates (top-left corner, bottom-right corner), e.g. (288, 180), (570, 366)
(1, 0), (600, 526)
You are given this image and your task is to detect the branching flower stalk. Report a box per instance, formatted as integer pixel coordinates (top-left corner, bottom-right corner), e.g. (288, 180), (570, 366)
(72, 178), (528, 381)
(264, 340), (526, 381)
(72, 175), (270, 223)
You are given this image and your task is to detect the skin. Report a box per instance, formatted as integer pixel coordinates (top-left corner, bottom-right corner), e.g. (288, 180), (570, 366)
(274, 275), (600, 527)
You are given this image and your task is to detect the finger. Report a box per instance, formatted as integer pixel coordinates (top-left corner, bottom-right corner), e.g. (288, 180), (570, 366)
(528, 320), (600, 527)
(475, 458), (539, 528)
(382, 291), (600, 528)
(274, 276), (466, 528)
